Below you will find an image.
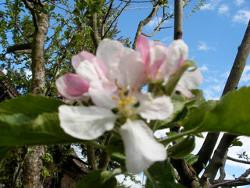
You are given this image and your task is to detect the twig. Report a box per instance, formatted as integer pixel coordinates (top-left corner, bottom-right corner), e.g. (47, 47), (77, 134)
(227, 156), (250, 165)
(132, 1), (161, 48)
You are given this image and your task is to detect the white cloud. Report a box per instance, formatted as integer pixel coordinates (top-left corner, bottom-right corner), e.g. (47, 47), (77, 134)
(234, 0), (245, 6)
(233, 10), (250, 24)
(199, 65), (209, 72)
(197, 41), (214, 51)
(218, 4), (229, 15)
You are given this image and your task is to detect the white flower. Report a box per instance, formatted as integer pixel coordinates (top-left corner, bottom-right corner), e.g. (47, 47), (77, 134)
(57, 39), (172, 173)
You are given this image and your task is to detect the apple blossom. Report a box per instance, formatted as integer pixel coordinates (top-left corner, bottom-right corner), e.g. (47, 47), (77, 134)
(136, 35), (202, 97)
(56, 39), (173, 173)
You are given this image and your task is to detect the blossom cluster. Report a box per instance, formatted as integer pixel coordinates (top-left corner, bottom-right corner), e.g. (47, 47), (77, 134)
(56, 35), (202, 173)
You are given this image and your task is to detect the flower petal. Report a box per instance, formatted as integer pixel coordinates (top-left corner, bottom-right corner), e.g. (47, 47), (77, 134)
(138, 94), (173, 121)
(167, 39), (188, 69)
(117, 51), (145, 89)
(88, 81), (117, 109)
(120, 119), (166, 173)
(75, 60), (101, 83)
(96, 39), (134, 81)
(59, 105), (116, 140)
(56, 73), (89, 100)
(176, 68), (203, 97)
(136, 35), (150, 66)
(72, 51), (107, 81)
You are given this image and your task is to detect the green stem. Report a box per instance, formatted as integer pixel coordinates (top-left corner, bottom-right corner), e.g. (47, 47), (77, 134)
(160, 127), (200, 145)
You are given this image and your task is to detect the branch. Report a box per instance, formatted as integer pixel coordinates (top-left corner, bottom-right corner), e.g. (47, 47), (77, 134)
(22, 1), (49, 188)
(211, 178), (250, 188)
(6, 43), (32, 53)
(87, 146), (97, 170)
(227, 156), (250, 165)
(101, 0), (114, 37)
(103, 0), (130, 39)
(132, 1), (160, 48)
(174, 0), (183, 39)
(193, 20), (250, 176)
(90, 12), (101, 49)
(201, 134), (240, 182)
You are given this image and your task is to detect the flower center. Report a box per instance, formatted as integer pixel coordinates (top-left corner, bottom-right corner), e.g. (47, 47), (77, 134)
(116, 89), (137, 118)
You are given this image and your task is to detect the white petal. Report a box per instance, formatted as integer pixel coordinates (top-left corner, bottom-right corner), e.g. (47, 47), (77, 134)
(176, 69), (203, 97)
(167, 40), (188, 69)
(96, 39), (135, 83)
(75, 60), (100, 83)
(120, 120), (166, 173)
(138, 94), (173, 121)
(89, 81), (117, 109)
(117, 51), (145, 89)
(59, 105), (116, 140)
(96, 39), (124, 76)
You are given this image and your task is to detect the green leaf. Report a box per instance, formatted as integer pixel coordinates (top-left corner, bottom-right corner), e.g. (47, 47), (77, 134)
(182, 87), (250, 136)
(76, 170), (117, 188)
(0, 95), (79, 146)
(0, 147), (10, 158)
(0, 112), (78, 146)
(167, 136), (195, 159)
(145, 160), (184, 188)
(0, 95), (62, 117)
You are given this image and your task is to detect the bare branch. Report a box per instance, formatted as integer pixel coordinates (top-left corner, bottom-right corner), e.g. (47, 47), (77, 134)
(90, 12), (101, 49)
(227, 156), (250, 165)
(103, 0), (131, 39)
(101, 0), (114, 37)
(6, 43), (32, 53)
(132, 1), (160, 48)
(211, 178), (250, 188)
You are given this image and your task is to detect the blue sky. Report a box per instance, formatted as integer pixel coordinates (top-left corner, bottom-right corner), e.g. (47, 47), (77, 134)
(115, 0), (250, 186)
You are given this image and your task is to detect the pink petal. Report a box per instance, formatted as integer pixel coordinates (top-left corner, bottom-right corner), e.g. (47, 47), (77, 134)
(56, 73), (89, 100)
(136, 35), (150, 67)
(72, 51), (107, 79)
(72, 51), (95, 69)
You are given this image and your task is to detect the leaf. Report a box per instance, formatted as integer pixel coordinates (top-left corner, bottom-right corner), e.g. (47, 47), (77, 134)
(0, 95), (79, 146)
(76, 170), (117, 188)
(0, 112), (78, 146)
(182, 87), (250, 136)
(145, 160), (184, 188)
(0, 147), (10, 158)
(167, 136), (195, 159)
(0, 95), (62, 117)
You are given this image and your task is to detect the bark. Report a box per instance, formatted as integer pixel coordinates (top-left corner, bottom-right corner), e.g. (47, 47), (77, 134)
(193, 20), (250, 176)
(174, 0), (183, 40)
(22, 1), (49, 187)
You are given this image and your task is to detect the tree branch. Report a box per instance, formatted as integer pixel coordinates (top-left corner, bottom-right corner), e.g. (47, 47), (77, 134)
(227, 156), (250, 165)
(6, 43), (32, 53)
(211, 178), (250, 188)
(194, 20), (250, 176)
(132, 1), (160, 48)
(22, 1), (49, 187)
(174, 0), (183, 39)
